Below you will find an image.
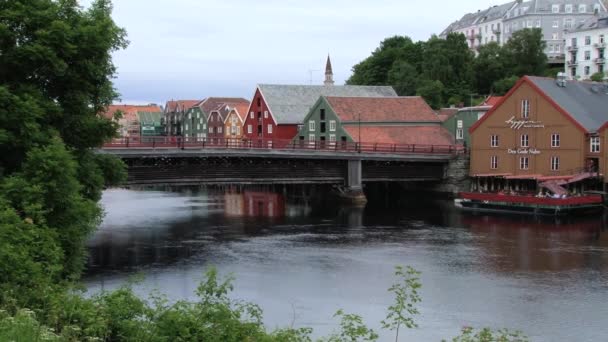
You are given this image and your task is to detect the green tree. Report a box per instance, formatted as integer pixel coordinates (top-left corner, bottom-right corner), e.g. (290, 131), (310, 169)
(502, 28), (547, 77)
(387, 61), (419, 96)
(590, 71), (606, 82)
(381, 266), (422, 342)
(492, 76), (520, 95)
(0, 0), (128, 305)
(474, 42), (506, 94)
(347, 36), (419, 85)
(417, 80), (445, 109)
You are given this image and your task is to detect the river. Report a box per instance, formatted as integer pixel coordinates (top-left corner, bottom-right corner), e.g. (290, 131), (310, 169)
(84, 185), (608, 341)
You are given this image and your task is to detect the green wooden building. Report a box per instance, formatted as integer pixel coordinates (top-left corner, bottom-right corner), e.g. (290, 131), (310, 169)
(137, 111), (164, 137)
(440, 106), (491, 147)
(182, 106), (208, 140)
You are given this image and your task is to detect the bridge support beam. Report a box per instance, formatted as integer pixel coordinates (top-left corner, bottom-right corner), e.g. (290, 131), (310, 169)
(342, 160), (367, 204)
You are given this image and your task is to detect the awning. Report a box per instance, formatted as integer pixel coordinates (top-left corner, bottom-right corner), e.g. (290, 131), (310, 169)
(504, 174), (542, 180)
(537, 175), (574, 182)
(471, 173), (512, 177)
(540, 181), (568, 196)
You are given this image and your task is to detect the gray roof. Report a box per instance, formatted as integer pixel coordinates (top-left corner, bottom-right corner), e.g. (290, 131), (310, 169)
(527, 76), (608, 132)
(258, 84), (397, 124)
(573, 13), (608, 31)
(440, 2), (515, 36)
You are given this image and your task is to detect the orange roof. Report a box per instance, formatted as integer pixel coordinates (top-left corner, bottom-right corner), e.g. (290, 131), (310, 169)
(198, 97), (249, 114)
(102, 104), (162, 121)
(342, 125), (454, 145)
(325, 96), (439, 123)
(228, 102), (251, 121)
(165, 100), (201, 113)
(482, 96), (503, 107)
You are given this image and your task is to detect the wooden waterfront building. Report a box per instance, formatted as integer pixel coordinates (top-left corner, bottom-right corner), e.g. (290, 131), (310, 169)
(223, 103), (250, 141)
(182, 97), (250, 141)
(241, 56), (397, 146)
(297, 96), (454, 146)
(469, 75), (608, 192)
(103, 104), (163, 139)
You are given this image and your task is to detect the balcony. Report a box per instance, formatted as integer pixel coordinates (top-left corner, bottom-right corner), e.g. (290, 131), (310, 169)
(567, 45), (578, 51)
(595, 57), (606, 64)
(492, 28), (501, 35)
(567, 60), (578, 66)
(594, 42), (606, 48)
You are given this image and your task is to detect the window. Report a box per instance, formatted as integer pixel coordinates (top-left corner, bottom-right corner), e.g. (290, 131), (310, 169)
(549, 44), (555, 53)
(185, 124), (189, 130)
(309, 120), (315, 131)
(585, 51), (591, 60)
(491, 156), (498, 169)
(551, 133), (560, 147)
(267, 124), (273, 134)
(457, 120), (463, 128)
(521, 134), (529, 147)
(218, 126), (223, 133)
(553, 20), (559, 28)
(456, 128), (464, 140)
(585, 36), (591, 45)
(203, 124), (207, 129)
(585, 66), (591, 76)
(521, 99), (530, 118)
(247, 125), (252, 134)
(491, 135), (499, 147)
(555, 44), (561, 53)
(564, 18), (573, 29)
(257, 98), (261, 107)
(552, 4), (559, 13)
(565, 4), (572, 13)
(231, 126), (236, 134)
(527, 20), (532, 28)
(591, 136), (600, 152)
(329, 120), (336, 131)
(595, 4), (601, 13)
(579, 4), (586, 13)
(320, 109), (326, 120)
(236, 126), (240, 135)
(329, 134), (336, 142)
(209, 127), (214, 133)
(601, 35), (605, 44)
(197, 124), (200, 130)
(572, 37), (577, 47)
(551, 156), (560, 171)
(308, 134), (315, 141)
(250, 111), (254, 119)
(535, 19), (541, 28)
(520, 157), (529, 170)
(264, 111), (268, 119)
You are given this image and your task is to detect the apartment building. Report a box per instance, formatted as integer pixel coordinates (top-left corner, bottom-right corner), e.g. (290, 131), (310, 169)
(564, 15), (608, 79)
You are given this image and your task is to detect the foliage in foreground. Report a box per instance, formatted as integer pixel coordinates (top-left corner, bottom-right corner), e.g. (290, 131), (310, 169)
(0, 266), (527, 342)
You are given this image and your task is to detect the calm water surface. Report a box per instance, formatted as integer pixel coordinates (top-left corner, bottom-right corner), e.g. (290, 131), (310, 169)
(84, 186), (608, 341)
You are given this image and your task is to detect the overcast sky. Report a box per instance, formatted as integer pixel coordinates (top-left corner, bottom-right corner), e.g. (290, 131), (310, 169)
(80, 0), (494, 105)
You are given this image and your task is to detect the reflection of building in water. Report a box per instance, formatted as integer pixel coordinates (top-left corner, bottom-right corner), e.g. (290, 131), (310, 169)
(464, 215), (606, 273)
(224, 193), (245, 217)
(243, 191), (285, 218)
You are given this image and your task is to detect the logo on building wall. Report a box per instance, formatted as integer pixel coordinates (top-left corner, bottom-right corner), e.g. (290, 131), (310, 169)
(505, 116), (545, 130)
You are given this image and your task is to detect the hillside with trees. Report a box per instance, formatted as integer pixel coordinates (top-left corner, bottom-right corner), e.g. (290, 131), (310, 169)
(347, 29), (550, 108)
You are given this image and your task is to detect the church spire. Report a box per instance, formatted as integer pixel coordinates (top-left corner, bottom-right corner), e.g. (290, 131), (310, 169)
(324, 54), (334, 86)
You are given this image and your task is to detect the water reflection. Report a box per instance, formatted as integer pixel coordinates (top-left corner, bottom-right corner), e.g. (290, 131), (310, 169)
(85, 186), (608, 342)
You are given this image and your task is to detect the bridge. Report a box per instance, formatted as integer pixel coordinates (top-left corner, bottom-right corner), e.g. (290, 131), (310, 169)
(99, 137), (465, 195)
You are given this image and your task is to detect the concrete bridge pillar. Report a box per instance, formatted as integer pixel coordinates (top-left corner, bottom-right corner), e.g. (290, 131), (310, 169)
(342, 159), (367, 204)
(347, 159), (362, 190)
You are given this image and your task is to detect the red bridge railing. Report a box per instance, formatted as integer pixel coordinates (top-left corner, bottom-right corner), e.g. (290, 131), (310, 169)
(102, 136), (465, 155)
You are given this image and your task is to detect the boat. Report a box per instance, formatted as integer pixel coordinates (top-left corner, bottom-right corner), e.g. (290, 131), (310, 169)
(454, 192), (604, 216)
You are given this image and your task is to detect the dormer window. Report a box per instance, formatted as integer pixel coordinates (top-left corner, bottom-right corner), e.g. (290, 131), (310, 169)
(579, 4), (587, 13)
(565, 4), (573, 13)
(552, 4), (560, 13)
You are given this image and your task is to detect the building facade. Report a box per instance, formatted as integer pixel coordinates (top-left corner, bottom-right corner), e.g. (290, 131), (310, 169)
(163, 100), (200, 136)
(223, 103), (250, 141)
(182, 97), (250, 141)
(504, 0), (605, 63)
(296, 96), (454, 147)
(442, 106), (492, 147)
(241, 57), (398, 146)
(469, 75), (608, 190)
(102, 104), (163, 139)
(564, 15), (608, 79)
(441, 1), (606, 60)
